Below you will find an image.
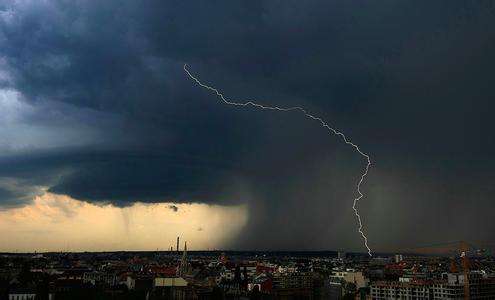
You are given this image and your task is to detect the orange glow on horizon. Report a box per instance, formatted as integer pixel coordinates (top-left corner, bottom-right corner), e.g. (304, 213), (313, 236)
(0, 193), (248, 252)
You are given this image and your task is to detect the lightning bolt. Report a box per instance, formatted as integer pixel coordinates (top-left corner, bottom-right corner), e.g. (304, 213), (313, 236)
(183, 64), (372, 256)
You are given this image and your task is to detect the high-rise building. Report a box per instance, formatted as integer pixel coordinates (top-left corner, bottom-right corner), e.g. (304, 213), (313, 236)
(395, 254), (404, 263)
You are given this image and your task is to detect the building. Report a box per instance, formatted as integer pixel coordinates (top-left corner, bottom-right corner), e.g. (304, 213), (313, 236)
(83, 271), (117, 286)
(371, 272), (495, 299)
(272, 272), (313, 290)
(177, 242), (191, 277)
(330, 271), (369, 290)
(371, 280), (432, 299)
(328, 281), (343, 300)
(216, 268), (235, 284)
(125, 274), (153, 292)
(432, 272), (495, 299)
(8, 287), (36, 300)
(330, 271), (369, 298)
(271, 272), (313, 297)
(154, 277), (188, 299)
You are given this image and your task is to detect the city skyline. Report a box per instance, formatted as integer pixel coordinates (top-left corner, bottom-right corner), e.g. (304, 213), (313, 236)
(1, 1), (495, 253)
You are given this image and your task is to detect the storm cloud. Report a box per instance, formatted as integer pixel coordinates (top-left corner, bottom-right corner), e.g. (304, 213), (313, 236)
(1, 0), (495, 251)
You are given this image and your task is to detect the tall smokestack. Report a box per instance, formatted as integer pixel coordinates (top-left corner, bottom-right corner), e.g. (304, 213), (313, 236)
(176, 236), (179, 254)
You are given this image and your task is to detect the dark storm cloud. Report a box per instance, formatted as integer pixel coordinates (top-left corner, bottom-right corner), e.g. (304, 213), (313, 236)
(1, 0), (495, 251)
(0, 146), (249, 206)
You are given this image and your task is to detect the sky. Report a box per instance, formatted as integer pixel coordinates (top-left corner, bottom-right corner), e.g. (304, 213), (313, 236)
(0, 0), (494, 253)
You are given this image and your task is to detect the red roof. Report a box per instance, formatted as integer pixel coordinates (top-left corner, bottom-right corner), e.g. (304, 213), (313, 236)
(146, 266), (177, 276)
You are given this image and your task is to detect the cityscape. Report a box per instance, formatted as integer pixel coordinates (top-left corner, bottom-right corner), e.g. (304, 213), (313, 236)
(2, 1), (495, 299)
(1, 240), (495, 299)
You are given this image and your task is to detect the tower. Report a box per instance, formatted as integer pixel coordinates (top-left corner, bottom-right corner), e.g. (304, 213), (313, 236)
(176, 236), (179, 254)
(177, 241), (190, 276)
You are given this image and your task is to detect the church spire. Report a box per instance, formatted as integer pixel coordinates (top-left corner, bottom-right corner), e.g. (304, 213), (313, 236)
(177, 241), (189, 276)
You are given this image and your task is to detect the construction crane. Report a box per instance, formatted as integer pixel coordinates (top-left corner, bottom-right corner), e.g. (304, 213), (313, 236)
(397, 240), (495, 300)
